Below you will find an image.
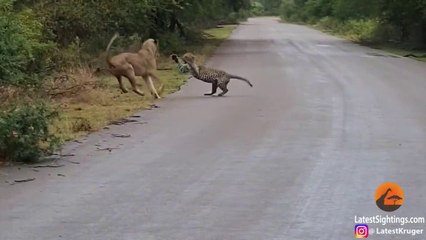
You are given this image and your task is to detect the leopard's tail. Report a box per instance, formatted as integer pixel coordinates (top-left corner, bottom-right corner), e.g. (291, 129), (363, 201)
(229, 74), (253, 87)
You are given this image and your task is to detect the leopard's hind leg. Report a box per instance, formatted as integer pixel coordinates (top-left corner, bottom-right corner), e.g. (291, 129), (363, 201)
(218, 80), (229, 97)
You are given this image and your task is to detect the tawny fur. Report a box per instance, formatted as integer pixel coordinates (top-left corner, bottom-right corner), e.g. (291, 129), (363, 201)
(105, 33), (164, 99)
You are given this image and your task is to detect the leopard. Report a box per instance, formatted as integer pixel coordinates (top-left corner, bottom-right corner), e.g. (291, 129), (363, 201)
(180, 52), (253, 96)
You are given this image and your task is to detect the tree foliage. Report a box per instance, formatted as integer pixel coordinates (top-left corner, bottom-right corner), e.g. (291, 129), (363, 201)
(0, 0), (252, 87)
(257, 0), (281, 15)
(0, 0), (53, 86)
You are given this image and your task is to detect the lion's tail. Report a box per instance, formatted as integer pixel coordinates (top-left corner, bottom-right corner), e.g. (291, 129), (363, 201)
(106, 33), (119, 67)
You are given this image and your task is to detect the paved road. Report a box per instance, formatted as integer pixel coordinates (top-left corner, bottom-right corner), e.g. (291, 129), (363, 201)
(1, 17), (426, 240)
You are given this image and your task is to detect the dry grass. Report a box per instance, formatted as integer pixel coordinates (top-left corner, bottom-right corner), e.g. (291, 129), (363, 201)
(50, 25), (236, 141)
(43, 67), (98, 99)
(0, 86), (37, 108)
(0, 86), (21, 106)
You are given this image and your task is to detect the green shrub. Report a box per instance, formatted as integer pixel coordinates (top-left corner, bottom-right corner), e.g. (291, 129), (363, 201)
(0, 103), (61, 163)
(0, 1), (54, 87)
(157, 32), (186, 54)
(251, 1), (265, 16)
(317, 17), (383, 44)
(237, 9), (251, 20)
(317, 16), (341, 31)
(372, 24), (400, 43)
(226, 12), (239, 24)
(341, 19), (381, 43)
(48, 37), (85, 70)
(280, 0), (301, 22)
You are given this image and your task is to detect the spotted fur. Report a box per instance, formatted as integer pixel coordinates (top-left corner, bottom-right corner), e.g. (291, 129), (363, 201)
(181, 53), (253, 96)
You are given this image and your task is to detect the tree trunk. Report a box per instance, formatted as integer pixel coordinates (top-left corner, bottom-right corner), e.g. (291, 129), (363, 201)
(168, 14), (185, 37)
(401, 24), (409, 42)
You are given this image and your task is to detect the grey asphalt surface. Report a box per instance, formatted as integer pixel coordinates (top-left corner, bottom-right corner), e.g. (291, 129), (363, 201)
(1, 17), (426, 240)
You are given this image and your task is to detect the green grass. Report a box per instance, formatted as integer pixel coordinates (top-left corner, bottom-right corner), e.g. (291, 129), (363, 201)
(205, 26), (236, 40)
(52, 25), (236, 141)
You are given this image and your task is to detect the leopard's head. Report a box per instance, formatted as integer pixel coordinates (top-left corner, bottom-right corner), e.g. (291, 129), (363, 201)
(182, 52), (196, 64)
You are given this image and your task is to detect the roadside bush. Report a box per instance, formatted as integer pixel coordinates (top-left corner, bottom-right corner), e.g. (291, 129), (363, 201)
(251, 2), (265, 16)
(222, 9), (250, 25)
(340, 19), (381, 43)
(280, 0), (303, 22)
(0, 103), (61, 163)
(157, 32), (186, 54)
(317, 16), (341, 31)
(225, 12), (240, 24)
(372, 23), (401, 44)
(236, 9), (251, 20)
(0, 1), (54, 87)
(317, 17), (382, 44)
(49, 37), (85, 71)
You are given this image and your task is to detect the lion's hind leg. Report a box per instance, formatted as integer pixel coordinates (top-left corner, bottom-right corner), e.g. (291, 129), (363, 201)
(124, 66), (144, 96)
(116, 75), (129, 93)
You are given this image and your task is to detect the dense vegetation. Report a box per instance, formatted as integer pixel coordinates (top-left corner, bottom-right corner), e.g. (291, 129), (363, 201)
(0, 0), (252, 162)
(279, 0), (426, 48)
(1, 0), (253, 88)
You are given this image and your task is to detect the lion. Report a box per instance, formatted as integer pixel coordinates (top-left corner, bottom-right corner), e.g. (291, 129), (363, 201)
(104, 33), (164, 99)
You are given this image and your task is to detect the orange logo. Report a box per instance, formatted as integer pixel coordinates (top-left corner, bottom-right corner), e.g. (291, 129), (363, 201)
(375, 182), (404, 212)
